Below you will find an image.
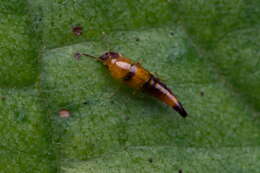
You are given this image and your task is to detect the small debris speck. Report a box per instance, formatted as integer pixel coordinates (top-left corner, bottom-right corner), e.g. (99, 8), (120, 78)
(170, 32), (174, 36)
(74, 52), (81, 60)
(178, 169), (183, 173)
(72, 26), (83, 36)
(125, 116), (130, 121)
(59, 109), (70, 118)
(200, 91), (204, 96)
(135, 38), (140, 42)
(0, 96), (6, 101)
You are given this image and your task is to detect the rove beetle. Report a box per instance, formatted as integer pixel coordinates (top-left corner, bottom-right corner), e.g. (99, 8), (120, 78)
(80, 52), (187, 118)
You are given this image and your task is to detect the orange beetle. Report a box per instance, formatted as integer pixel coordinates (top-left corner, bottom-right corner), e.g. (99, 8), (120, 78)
(81, 52), (187, 118)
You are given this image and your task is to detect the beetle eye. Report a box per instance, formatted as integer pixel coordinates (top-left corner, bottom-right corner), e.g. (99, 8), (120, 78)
(99, 52), (120, 61)
(108, 52), (120, 58)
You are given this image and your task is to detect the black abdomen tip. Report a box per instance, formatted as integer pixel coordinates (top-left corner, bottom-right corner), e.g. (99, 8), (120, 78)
(173, 103), (188, 118)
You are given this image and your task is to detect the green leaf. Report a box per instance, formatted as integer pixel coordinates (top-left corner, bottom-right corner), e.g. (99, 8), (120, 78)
(0, 14), (39, 87)
(0, 88), (55, 172)
(62, 147), (260, 173)
(0, 0), (259, 172)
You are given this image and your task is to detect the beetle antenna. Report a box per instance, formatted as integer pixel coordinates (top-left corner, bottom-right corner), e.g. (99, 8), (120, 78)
(81, 53), (102, 62)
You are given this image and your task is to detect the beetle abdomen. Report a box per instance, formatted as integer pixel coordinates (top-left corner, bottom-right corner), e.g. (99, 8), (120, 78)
(143, 76), (187, 118)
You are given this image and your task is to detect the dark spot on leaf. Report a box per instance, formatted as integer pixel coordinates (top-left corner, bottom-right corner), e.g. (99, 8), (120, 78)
(125, 116), (130, 121)
(170, 32), (175, 36)
(72, 26), (83, 36)
(59, 109), (70, 118)
(200, 91), (204, 96)
(74, 52), (81, 60)
(178, 169), (183, 173)
(0, 96), (6, 101)
(136, 38), (140, 41)
(83, 101), (89, 105)
(148, 158), (153, 163)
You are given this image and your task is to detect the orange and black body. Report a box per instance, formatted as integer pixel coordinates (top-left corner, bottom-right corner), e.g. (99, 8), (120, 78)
(82, 52), (187, 118)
